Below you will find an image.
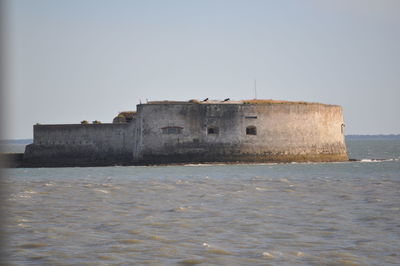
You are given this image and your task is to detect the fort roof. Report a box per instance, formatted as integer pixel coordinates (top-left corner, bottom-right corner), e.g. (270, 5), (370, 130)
(145, 99), (335, 106)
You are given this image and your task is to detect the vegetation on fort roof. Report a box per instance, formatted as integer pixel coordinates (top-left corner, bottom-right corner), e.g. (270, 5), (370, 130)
(92, 120), (101, 124)
(80, 120), (89, 124)
(118, 111), (136, 117)
(147, 100), (188, 104)
(243, 99), (319, 105)
(113, 111), (136, 123)
(188, 99), (200, 103)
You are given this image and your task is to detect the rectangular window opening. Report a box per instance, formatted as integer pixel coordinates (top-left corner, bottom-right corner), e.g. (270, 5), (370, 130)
(207, 127), (219, 135)
(246, 126), (257, 135)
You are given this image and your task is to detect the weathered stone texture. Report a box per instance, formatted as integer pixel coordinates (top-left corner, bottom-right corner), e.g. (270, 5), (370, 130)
(23, 101), (348, 167)
(134, 103), (348, 164)
(24, 122), (136, 167)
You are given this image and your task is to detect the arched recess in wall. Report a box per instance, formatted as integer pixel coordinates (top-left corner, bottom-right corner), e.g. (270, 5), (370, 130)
(246, 126), (257, 135)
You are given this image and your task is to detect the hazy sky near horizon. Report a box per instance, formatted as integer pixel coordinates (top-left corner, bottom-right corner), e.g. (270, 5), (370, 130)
(3, 0), (400, 139)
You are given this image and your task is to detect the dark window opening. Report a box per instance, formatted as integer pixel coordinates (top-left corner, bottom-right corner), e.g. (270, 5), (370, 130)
(162, 126), (183, 134)
(246, 126), (257, 135)
(245, 116), (258, 119)
(207, 127), (219, 135)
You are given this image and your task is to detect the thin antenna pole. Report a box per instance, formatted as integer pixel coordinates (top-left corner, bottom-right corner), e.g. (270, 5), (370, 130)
(254, 79), (257, 99)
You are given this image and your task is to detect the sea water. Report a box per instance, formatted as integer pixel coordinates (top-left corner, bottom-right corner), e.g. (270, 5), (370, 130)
(2, 137), (400, 265)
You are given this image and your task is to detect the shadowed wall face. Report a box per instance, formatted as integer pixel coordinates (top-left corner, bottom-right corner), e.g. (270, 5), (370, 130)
(24, 122), (136, 167)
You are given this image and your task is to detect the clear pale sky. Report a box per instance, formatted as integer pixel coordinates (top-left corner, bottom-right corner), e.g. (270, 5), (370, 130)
(3, 0), (400, 139)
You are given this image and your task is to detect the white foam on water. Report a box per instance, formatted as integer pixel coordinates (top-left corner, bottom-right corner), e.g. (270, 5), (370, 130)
(17, 223), (29, 228)
(17, 219), (30, 223)
(262, 252), (275, 259)
(359, 158), (394, 162)
(262, 250), (283, 259)
(279, 178), (291, 183)
(94, 189), (109, 194)
(296, 251), (305, 257)
(18, 195), (32, 198)
(184, 164), (214, 167)
(24, 190), (37, 194)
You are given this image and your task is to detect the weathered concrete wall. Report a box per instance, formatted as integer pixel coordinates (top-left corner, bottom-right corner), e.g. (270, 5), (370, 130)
(24, 121), (136, 167)
(134, 103), (348, 164)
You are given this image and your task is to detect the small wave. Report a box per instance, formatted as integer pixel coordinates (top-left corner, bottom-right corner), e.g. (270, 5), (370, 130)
(296, 251), (305, 257)
(284, 189), (295, 192)
(360, 158), (394, 162)
(183, 163), (214, 167)
(97, 255), (115, 260)
(94, 189), (109, 194)
(149, 235), (176, 243)
(18, 195), (32, 199)
(118, 239), (142, 244)
(17, 219), (30, 223)
(169, 206), (191, 212)
(17, 190), (38, 199)
(127, 229), (142, 235)
(361, 159), (375, 162)
(24, 190), (37, 194)
(262, 252), (275, 259)
(101, 183), (115, 188)
(17, 223), (29, 228)
(176, 180), (190, 184)
(178, 259), (206, 265)
(18, 243), (48, 249)
(207, 248), (233, 255)
(262, 250), (283, 259)
(202, 243), (233, 255)
(279, 178), (291, 183)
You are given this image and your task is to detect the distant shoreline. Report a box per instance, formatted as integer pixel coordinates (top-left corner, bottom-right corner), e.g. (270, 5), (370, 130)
(0, 139), (33, 145)
(345, 134), (400, 140)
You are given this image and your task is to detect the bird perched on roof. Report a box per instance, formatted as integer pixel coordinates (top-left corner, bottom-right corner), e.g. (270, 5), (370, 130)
(223, 98), (230, 102)
(203, 98), (209, 101)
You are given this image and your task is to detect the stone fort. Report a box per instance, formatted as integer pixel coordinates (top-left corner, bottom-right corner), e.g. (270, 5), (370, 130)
(23, 99), (348, 167)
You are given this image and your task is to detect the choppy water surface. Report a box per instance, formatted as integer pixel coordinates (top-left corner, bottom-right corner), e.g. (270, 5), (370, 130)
(3, 138), (400, 265)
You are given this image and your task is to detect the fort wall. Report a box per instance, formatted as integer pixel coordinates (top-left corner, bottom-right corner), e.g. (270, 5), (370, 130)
(22, 100), (348, 167)
(24, 122), (136, 167)
(135, 102), (348, 164)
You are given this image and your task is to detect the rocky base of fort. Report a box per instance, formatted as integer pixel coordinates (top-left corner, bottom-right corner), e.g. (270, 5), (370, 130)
(5, 151), (350, 168)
